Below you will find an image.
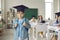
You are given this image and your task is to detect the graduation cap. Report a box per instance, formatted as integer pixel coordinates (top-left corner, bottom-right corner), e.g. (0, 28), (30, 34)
(13, 5), (28, 13)
(55, 12), (60, 17)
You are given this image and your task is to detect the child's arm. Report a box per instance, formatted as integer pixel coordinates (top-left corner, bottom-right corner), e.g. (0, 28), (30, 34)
(23, 19), (31, 29)
(13, 19), (18, 29)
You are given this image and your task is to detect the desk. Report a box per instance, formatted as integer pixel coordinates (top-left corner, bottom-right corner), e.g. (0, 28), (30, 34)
(47, 26), (60, 40)
(29, 24), (47, 40)
(29, 27), (36, 40)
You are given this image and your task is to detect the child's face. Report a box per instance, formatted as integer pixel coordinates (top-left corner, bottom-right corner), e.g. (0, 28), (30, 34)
(58, 16), (60, 20)
(17, 11), (24, 18)
(39, 16), (42, 19)
(32, 17), (35, 19)
(38, 15), (42, 19)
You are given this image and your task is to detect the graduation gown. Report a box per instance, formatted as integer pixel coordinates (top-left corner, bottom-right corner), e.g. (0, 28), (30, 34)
(13, 18), (31, 40)
(53, 20), (60, 26)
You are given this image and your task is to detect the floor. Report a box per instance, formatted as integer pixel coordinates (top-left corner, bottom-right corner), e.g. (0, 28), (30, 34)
(0, 29), (14, 40)
(0, 29), (47, 40)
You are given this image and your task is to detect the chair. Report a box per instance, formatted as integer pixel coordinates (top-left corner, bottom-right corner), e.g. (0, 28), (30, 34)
(35, 23), (48, 40)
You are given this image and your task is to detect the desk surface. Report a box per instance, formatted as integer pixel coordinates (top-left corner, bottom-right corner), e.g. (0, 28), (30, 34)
(48, 26), (60, 31)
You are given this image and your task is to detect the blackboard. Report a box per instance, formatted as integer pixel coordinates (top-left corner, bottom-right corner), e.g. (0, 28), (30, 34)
(24, 8), (38, 20)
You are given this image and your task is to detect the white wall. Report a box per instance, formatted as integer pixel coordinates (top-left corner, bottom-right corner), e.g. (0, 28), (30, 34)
(5, 0), (45, 18)
(53, 0), (58, 13)
(59, 0), (60, 11)
(1, 0), (6, 18)
(53, 0), (60, 12)
(2, 0), (60, 19)
(53, 0), (60, 19)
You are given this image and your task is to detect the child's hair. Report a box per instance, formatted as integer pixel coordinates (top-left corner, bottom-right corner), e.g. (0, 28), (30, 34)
(38, 15), (43, 20)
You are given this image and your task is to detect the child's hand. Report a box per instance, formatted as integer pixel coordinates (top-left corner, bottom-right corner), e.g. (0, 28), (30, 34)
(14, 24), (18, 28)
(23, 22), (27, 27)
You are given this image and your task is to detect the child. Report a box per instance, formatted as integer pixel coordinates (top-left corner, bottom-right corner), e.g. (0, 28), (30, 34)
(29, 15), (37, 27)
(13, 5), (31, 40)
(37, 15), (45, 23)
(53, 12), (60, 26)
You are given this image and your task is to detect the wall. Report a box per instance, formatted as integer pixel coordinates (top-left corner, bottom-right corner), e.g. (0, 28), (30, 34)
(53, 0), (60, 19)
(5, 0), (45, 18)
(1, 0), (60, 19)
(59, 0), (60, 11)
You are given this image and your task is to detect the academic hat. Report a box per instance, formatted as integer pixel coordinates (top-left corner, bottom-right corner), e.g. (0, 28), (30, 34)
(55, 12), (60, 17)
(13, 5), (28, 13)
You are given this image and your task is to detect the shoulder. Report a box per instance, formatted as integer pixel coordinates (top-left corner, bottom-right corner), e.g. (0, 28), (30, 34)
(23, 18), (29, 21)
(29, 19), (33, 22)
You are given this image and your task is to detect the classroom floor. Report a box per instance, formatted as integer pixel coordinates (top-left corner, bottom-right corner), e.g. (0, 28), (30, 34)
(0, 29), (47, 40)
(0, 29), (14, 40)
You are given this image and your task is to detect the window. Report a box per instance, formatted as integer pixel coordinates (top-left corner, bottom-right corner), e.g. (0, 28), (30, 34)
(45, 0), (53, 2)
(45, 0), (53, 20)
